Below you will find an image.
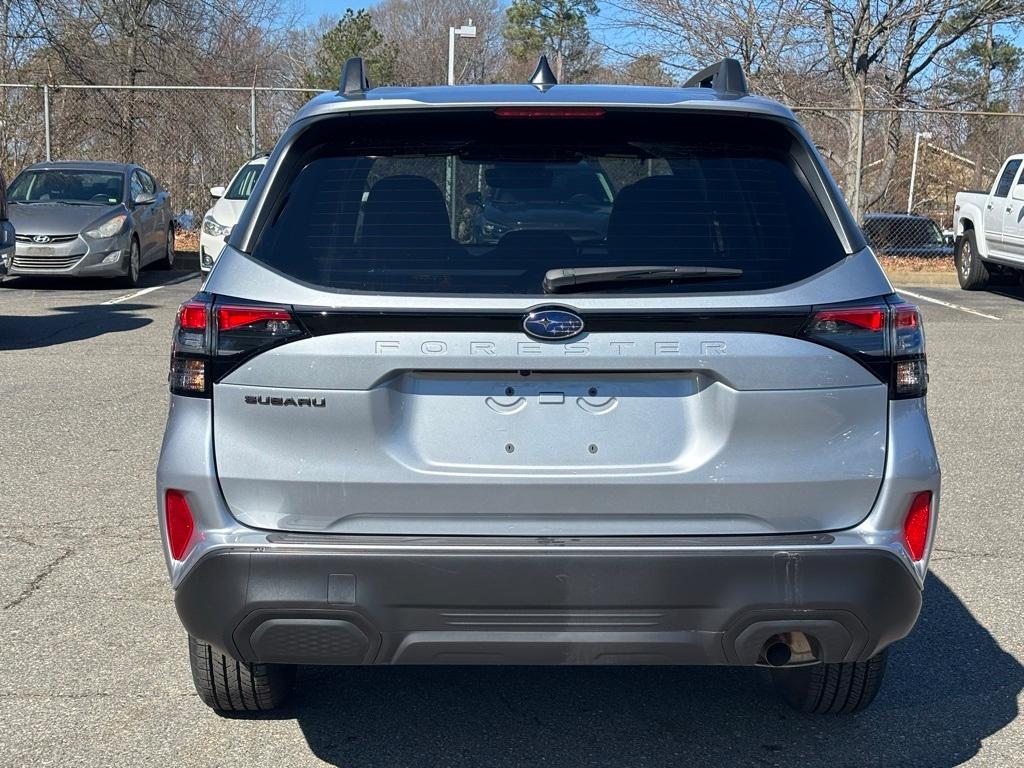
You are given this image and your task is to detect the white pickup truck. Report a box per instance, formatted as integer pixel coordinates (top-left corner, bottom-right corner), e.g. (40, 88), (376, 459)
(954, 154), (1024, 289)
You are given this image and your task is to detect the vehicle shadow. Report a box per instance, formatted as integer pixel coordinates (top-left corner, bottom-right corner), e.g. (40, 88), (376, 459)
(986, 281), (1024, 302)
(237, 575), (1019, 767)
(0, 303), (155, 350)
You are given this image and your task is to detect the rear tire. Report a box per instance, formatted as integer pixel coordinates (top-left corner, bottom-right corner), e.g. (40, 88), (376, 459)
(771, 650), (888, 714)
(956, 229), (990, 290)
(155, 226), (175, 270)
(188, 635), (294, 712)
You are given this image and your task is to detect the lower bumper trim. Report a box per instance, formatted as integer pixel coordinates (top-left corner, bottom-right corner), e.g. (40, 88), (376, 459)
(174, 545), (921, 667)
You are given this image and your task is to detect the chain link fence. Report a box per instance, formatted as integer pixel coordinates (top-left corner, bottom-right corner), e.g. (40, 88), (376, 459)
(1, 83), (1022, 255)
(795, 106), (1024, 262)
(0, 84), (323, 227)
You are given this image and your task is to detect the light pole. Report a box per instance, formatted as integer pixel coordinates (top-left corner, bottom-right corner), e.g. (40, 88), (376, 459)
(447, 21), (477, 86)
(446, 21), (476, 235)
(907, 131), (933, 213)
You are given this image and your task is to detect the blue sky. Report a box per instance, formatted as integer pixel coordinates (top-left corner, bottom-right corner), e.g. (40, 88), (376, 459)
(299, 1), (637, 54)
(302, 0), (373, 21)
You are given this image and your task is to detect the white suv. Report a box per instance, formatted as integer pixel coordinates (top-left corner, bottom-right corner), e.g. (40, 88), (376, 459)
(199, 154), (268, 272)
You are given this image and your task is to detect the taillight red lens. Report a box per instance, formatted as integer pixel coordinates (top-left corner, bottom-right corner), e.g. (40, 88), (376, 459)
(217, 306), (293, 332)
(808, 307), (886, 332)
(494, 107), (606, 119)
(893, 306), (919, 329)
(178, 301), (208, 330)
(214, 302), (303, 358)
(165, 490), (196, 561)
(903, 491), (932, 562)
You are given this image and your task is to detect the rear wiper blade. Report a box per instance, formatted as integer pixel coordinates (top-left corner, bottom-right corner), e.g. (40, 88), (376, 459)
(543, 265), (744, 293)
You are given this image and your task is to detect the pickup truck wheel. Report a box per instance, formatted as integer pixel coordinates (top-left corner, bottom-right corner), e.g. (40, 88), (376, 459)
(771, 650), (888, 714)
(956, 230), (990, 290)
(188, 635), (294, 712)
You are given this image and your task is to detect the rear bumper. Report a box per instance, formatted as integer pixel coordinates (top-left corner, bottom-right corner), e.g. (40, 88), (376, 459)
(175, 540), (921, 667)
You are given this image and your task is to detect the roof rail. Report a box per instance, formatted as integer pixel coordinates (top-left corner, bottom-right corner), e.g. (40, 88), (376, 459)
(529, 55), (558, 90)
(683, 58), (748, 98)
(339, 56), (371, 98)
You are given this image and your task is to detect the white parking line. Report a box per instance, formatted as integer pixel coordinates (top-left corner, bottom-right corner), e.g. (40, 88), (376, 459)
(101, 272), (200, 306)
(896, 287), (1002, 321)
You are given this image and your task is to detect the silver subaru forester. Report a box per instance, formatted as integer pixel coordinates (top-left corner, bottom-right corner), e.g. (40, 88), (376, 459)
(157, 57), (940, 714)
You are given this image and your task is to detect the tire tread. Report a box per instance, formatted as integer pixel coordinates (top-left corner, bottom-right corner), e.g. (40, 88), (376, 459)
(187, 635), (293, 712)
(772, 649), (888, 715)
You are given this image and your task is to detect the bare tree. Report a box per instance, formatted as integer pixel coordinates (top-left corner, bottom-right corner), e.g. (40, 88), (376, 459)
(7, 0), (301, 213)
(608, 0), (1022, 208)
(601, 0), (815, 95)
(0, 0), (46, 176)
(374, 0), (507, 85)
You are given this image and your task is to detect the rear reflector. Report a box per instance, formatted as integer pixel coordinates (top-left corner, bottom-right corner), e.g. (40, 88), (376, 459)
(494, 107), (606, 119)
(165, 490), (196, 561)
(903, 491), (933, 562)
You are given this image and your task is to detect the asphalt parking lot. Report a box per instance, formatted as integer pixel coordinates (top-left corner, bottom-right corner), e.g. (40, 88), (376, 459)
(0, 268), (1022, 767)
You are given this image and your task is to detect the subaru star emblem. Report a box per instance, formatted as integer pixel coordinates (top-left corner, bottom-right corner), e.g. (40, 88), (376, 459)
(523, 308), (585, 340)
(32, 235), (52, 244)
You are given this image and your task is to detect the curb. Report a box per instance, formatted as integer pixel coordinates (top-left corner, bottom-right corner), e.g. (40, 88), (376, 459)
(884, 271), (958, 287)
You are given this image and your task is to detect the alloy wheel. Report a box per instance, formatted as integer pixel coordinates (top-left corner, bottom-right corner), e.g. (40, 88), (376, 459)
(959, 239), (972, 281)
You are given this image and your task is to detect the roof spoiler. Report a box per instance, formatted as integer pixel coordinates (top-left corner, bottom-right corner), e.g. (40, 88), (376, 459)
(683, 58), (748, 98)
(339, 56), (372, 98)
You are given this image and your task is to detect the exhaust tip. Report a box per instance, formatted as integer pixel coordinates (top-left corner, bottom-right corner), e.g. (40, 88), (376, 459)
(764, 641), (792, 667)
(758, 631), (819, 667)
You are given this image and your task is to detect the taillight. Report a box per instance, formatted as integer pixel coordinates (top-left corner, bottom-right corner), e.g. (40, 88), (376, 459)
(903, 491), (933, 562)
(214, 304), (303, 360)
(890, 301), (927, 397)
(169, 293), (306, 397)
(165, 490), (196, 561)
(807, 307), (886, 332)
(800, 295), (927, 399)
(170, 296), (212, 396)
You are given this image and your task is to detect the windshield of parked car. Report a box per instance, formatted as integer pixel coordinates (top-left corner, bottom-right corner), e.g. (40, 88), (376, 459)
(249, 110), (848, 295)
(226, 162), (265, 200)
(8, 170), (124, 205)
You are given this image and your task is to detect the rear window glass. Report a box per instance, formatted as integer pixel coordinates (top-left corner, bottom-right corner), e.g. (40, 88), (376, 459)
(249, 110), (846, 295)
